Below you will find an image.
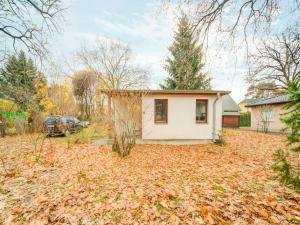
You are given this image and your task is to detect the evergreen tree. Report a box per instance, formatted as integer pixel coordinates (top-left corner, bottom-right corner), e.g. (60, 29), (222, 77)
(160, 15), (211, 90)
(0, 51), (38, 110)
(272, 79), (300, 191)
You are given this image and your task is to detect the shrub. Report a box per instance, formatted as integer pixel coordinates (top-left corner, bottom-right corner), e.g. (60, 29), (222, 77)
(272, 149), (300, 191)
(272, 80), (300, 192)
(112, 133), (135, 158)
(240, 112), (251, 127)
(215, 130), (226, 146)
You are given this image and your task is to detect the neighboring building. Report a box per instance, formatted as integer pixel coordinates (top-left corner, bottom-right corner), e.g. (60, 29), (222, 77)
(106, 89), (230, 143)
(221, 95), (240, 128)
(238, 98), (259, 113)
(245, 94), (290, 132)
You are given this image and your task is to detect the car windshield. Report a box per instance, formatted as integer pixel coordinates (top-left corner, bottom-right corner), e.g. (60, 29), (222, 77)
(45, 116), (60, 123)
(73, 118), (80, 123)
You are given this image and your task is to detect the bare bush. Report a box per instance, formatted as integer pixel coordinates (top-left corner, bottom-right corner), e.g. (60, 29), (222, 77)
(76, 38), (149, 157)
(259, 105), (274, 133)
(110, 92), (143, 157)
(27, 133), (51, 162)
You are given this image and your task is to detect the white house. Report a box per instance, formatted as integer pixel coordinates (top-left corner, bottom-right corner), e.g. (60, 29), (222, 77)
(106, 89), (230, 144)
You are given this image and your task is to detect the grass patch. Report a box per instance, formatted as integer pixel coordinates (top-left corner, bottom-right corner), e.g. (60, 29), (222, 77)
(52, 125), (107, 144)
(170, 196), (181, 206)
(156, 203), (165, 214)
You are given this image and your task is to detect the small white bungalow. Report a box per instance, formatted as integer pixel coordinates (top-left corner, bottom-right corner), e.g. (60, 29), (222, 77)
(105, 89), (230, 144)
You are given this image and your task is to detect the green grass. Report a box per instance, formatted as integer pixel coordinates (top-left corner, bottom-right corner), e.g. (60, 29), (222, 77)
(52, 125), (107, 144)
(170, 196), (181, 206)
(156, 203), (165, 214)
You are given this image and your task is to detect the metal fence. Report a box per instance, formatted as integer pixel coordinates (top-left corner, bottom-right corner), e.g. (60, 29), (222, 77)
(0, 111), (26, 120)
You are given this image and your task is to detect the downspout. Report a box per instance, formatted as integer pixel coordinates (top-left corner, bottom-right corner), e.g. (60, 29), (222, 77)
(212, 92), (221, 143)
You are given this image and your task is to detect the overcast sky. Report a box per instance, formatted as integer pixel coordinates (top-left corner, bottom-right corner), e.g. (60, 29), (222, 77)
(49, 0), (299, 103)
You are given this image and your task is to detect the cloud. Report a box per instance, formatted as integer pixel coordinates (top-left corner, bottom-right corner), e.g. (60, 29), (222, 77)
(93, 1), (174, 43)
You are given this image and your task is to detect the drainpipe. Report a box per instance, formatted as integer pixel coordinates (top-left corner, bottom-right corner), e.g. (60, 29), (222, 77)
(212, 92), (221, 143)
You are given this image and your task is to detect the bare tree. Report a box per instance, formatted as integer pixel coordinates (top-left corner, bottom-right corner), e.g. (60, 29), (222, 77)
(248, 28), (300, 89)
(0, 0), (65, 61)
(255, 105), (273, 133)
(163, 0), (299, 43)
(76, 38), (149, 157)
(76, 38), (149, 90)
(72, 70), (97, 119)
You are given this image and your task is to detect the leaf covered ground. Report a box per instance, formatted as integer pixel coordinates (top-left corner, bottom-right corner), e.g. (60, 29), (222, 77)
(0, 130), (299, 224)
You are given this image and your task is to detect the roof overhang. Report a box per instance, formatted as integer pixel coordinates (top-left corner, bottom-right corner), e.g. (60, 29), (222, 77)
(101, 89), (231, 96)
(245, 101), (289, 107)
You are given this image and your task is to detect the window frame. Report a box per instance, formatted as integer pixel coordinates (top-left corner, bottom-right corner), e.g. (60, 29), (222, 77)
(195, 99), (208, 124)
(154, 99), (168, 124)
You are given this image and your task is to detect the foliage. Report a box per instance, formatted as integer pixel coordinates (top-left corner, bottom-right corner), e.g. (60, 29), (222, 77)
(48, 78), (78, 116)
(1, 130), (300, 224)
(72, 70), (97, 119)
(272, 80), (300, 192)
(0, 99), (18, 112)
(214, 130), (226, 146)
(160, 15), (211, 90)
(281, 81), (300, 152)
(272, 149), (300, 191)
(0, 51), (39, 110)
(33, 76), (57, 114)
(112, 134), (135, 158)
(240, 112), (251, 127)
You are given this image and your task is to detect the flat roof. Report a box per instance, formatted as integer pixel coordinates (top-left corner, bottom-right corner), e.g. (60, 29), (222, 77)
(101, 89), (231, 95)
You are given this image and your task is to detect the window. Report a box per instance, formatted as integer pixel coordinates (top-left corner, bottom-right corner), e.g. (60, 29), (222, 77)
(155, 99), (168, 123)
(196, 99), (208, 123)
(261, 111), (274, 122)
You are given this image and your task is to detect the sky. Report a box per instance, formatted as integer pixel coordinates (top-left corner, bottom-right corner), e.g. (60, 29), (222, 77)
(48, 0), (299, 103)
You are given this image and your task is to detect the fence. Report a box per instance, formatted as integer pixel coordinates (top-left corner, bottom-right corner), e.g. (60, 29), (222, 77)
(0, 112), (26, 120)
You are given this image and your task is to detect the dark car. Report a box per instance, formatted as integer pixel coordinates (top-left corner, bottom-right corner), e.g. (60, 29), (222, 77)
(43, 115), (83, 136)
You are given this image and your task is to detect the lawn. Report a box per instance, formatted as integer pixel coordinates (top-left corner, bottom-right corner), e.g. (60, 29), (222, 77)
(0, 130), (299, 224)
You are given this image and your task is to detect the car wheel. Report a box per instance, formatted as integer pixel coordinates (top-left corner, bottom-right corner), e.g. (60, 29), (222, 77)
(64, 129), (70, 137)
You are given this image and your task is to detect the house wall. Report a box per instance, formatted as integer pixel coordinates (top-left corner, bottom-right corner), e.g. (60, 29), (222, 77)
(250, 104), (287, 132)
(239, 103), (251, 113)
(142, 95), (222, 140)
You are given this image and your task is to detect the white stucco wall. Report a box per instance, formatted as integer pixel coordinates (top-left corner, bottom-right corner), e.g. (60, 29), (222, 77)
(142, 95), (223, 140)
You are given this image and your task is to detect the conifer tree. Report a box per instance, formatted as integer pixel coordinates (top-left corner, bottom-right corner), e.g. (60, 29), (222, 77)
(0, 51), (39, 110)
(272, 79), (300, 191)
(160, 15), (211, 90)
